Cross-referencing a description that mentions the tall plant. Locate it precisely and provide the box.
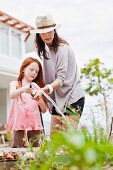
[81,58,113,133]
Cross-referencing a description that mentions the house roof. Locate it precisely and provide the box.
[0,11,34,41]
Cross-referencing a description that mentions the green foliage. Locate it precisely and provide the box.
[18,122,113,170]
[66,105,78,115]
[81,58,113,96]
[5,130,11,142]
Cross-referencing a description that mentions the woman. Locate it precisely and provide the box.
[30,15,85,135]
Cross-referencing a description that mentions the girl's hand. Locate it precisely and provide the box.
[36,97,47,113]
[33,90,42,100]
[10,81,32,99]
[22,84,32,94]
[32,89,46,113]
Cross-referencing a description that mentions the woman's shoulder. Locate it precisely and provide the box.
[59,42,68,47]
[58,43,72,53]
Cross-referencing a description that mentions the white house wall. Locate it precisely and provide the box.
[0,23,26,124]
[0,89,7,124]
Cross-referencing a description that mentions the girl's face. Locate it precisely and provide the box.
[40,31,55,45]
[23,62,39,82]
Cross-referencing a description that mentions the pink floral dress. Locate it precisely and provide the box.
[6,89,43,131]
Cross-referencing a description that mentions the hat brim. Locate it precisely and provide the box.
[30,24,61,34]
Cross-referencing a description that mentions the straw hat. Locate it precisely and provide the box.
[30,15,61,34]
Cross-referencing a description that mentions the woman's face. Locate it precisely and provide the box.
[23,62,39,82]
[40,31,55,45]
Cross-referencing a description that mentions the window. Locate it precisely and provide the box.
[0,26,8,55]
[0,23,24,59]
[11,31,21,58]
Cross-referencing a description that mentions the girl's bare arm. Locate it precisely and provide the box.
[37,97,47,113]
[10,81,32,99]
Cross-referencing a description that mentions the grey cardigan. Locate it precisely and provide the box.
[43,44,85,112]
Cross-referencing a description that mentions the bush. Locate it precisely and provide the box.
[18,120,113,170]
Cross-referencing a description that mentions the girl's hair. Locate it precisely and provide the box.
[17,57,45,88]
[35,30,68,59]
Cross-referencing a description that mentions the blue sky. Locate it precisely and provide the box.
[1,0,113,68]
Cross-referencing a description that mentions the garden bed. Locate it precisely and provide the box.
[0,147,38,170]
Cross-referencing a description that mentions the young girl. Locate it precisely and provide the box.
[6,57,46,147]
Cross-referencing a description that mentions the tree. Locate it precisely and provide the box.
[81,58,113,133]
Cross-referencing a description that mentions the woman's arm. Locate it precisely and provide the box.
[42,79,61,94]
[10,81,32,99]
[42,45,69,94]
[34,45,69,98]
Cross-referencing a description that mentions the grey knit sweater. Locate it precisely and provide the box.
[43,44,85,112]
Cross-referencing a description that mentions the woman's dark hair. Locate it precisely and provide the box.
[35,30,68,59]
